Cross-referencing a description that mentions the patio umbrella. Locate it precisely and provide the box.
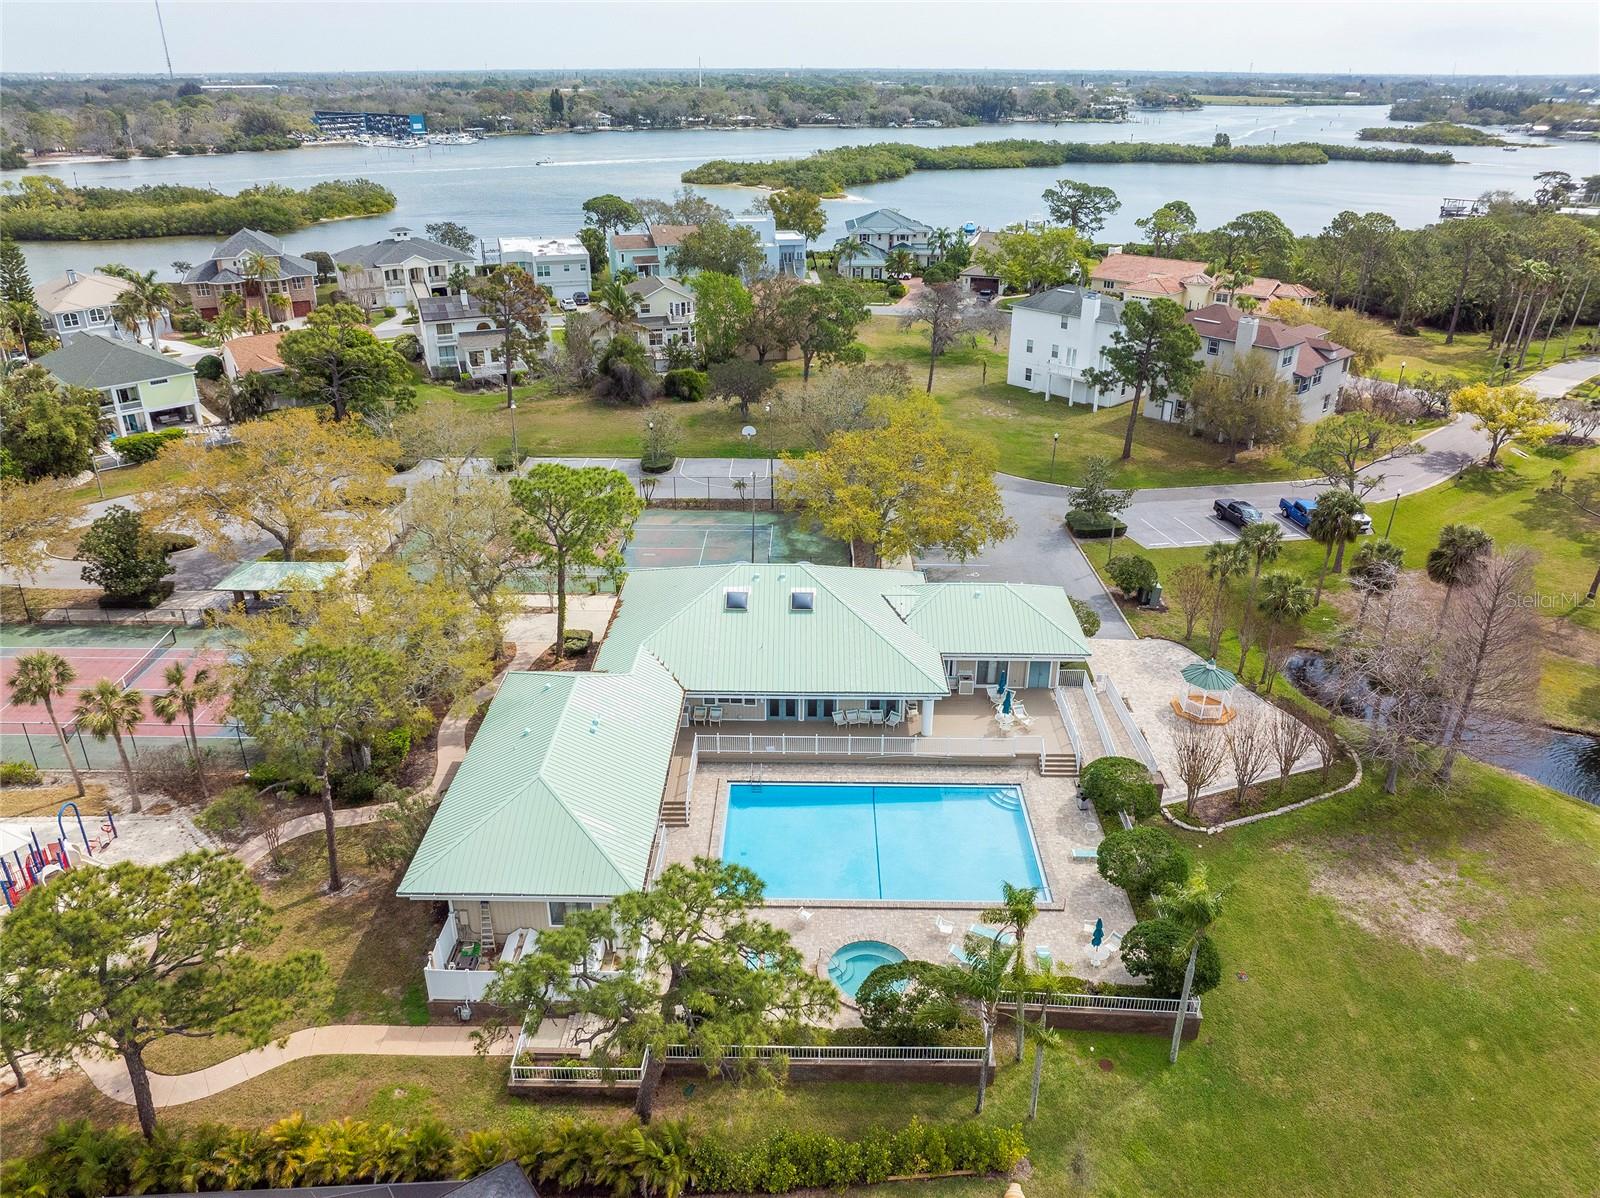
[996,668,1008,691]
[1091,918,1104,948]
[1180,658,1238,692]
[1002,689,1014,715]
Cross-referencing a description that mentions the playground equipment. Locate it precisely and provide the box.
[0,803,118,909]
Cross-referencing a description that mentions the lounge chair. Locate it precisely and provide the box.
[934,915,954,935]
[968,924,1016,946]
[832,710,847,727]
[690,705,707,726]
[994,712,1016,733]
[948,943,971,965]
[1012,701,1030,720]
[1071,847,1098,863]
[848,709,867,726]
[708,706,724,727]
[884,710,903,729]
[986,685,1002,705]
[797,907,813,926]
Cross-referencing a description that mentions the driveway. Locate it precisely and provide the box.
[1521,356,1598,400]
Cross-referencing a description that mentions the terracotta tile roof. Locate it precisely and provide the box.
[1090,253,1213,293]
[611,233,654,251]
[1234,277,1320,303]
[1183,303,1352,371]
[222,332,287,375]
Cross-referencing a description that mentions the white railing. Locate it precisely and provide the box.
[682,733,700,818]
[1052,687,1084,762]
[1002,990,1202,1018]
[1102,677,1159,772]
[694,733,1044,761]
[662,1043,986,1063]
[1077,676,1116,761]
[510,1032,648,1085]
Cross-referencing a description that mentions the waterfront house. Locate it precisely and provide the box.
[36,269,167,344]
[416,291,541,381]
[496,235,592,301]
[178,229,318,322]
[332,227,474,310]
[735,214,808,277]
[608,224,697,279]
[837,208,936,279]
[38,334,200,438]
[958,229,1004,298]
[1090,252,1319,311]
[625,276,696,370]
[397,561,1092,1006]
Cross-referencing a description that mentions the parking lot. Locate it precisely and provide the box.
[1122,500,1313,549]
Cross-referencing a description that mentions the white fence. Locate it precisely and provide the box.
[510,1036,649,1086]
[1051,687,1084,762]
[1076,676,1117,760]
[421,920,497,1004]
[694,732,1044,762]
[1002,990,1202,1018]
[663,1043,987,1063]
[1101,676,1160,773]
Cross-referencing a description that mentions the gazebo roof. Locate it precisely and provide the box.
[1180,658,1238,692]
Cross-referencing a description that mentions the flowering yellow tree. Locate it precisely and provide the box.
[1451,383,1560,467]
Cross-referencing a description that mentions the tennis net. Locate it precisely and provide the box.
[114,628,179,690]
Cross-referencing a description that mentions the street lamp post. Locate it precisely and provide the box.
[741,424,757,561]
[764,403,775,508]
[1396,361,1406,392]
[1049,432,1060,484]
[1385,488,1402,539]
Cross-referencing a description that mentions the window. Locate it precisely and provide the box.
[535,263,551,277]
[1312,366,1324,385]
[1322,395,1332,412]
[858,233,871,243]
[790,588,815,612]
[438,346,457,365]
[436,322,454,337]
[547,901,593,926]
[1296,377,1310,395]
[648,331,664,347]
[1025,338,1034,354]
[1206,338,1220,356]
[724,588,749,611]
[59,311,81,329]
[384,269,403,284]
[1024,367,1033,383]
[1281,349,1294,367]
[113,386,139,406]
[1100,279,1114,290]
[1050,344,1059,359]
[193,284,212,297]
[1064,347,1078,366]
[86,307,108,324]
[669,301,690,320]
[148,378,167,387]
[562,263,572,272]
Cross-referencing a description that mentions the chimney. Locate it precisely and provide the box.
[1081,289,1101,321]
[65,268,78,284]
[1236,315,1259,356]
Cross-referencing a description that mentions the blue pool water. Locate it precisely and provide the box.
[827,941,907,998]
[721,782,1048,903]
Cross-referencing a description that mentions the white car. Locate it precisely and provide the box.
[558,297,578,312]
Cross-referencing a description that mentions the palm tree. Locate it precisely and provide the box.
[209,292,246,343]
[73,680,145,813]
[884,247,916,278]
[150,661,221,798]
[982,880,1039,1060]
[1254,569,1315,687]
[832,237,868,275]
[1426,524,1493,626]
[111,289,147,342]
[6,652,85,796]
[1026,1024,1065,1121]
[266,291,291,325]
[593,277,641,332]
[238,249,281,319]
[101,266,175,346]
[242,306,272,336]
[1234,522,1284,672]
[1349,538,1405,630]
[1153,866,1224,1064]
[940,934,1016,1114]
[1307,490,1367,604]
[1215,267,1254,307]
[0,299,33,364]
[1203,539,1250,658]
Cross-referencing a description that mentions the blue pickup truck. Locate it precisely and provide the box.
[1279,497,1373,533]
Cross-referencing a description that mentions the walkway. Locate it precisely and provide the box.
[1521,356,1597,400]
[78,1025,512,1109]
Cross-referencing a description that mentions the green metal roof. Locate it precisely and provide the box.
[594,563,950,697]
[214,560,345,592]
[1181,658,1238,692]
[897,583,1090,659]
[38,334,196,389]
[397,650,683,901]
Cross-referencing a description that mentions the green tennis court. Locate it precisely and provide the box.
[623,510,851,568]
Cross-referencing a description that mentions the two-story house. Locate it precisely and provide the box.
[625,277,695,370]
[608,225,697,279]
[178,229,318,322]
[836,208,936,279]
[416,292,544,381]
[1090,252,1320,311]
[496,235,592,301]
[734,214,808,277]
[1165,305,1352,425]
[1005,286,1133,407]
[332,228,475,310]
[37,334,201,439]
[36,269,169,344]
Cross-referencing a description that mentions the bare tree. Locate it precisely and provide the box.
[1168,562,1218,643]
[900,281,971,393]
[1269,708,1316,795]
[1171,719,1229,819]
[1222,707,1273,809]
[1435,549,1543,783]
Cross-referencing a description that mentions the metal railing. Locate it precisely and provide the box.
[1002,990,1202,1018]
[2,724,262,772]
[1076,675,1116,761]
[662,1043,986,1063]
[1052,686,1084,762]
[510,1037,649,1085]
[694,733,1044,761]
[1102,676,1160,773]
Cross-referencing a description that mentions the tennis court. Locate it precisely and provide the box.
[623,510,851,569]
[1,625,241,770]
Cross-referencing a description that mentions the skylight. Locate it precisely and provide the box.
[790,588,815,612]
[724,588,749,611]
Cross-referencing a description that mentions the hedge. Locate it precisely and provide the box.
[1064,510,1128,538]
[664,367,707,402]
[1,1115,1028,1198]
[1079,755,1159,821]
[111,428,186,464]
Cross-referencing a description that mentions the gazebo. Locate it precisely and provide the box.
[1171,658,1238,725]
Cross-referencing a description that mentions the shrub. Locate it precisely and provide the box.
[111,428,186,464]
[174,311,203,334]
[1119,917,1221,996]
[562,628,594,658]
[331,771,381,806]
[382,305,398,317]
[663,367,708,402]
[78,504,173,604]
[370,724,414,776]
[1079,755,1159,821]
[884,279,908,300]
[392,332,423,362]
[1096,825,1192,902]
[493,448,532,472]
[856,960,967,1043]
[194,785,264,844]
[194,354,224,381]
[1106,554,1158,602]
[1065,509,1128,538]
[155,532,198,554]
[0,760,42,786]
[1069,596,1101,638]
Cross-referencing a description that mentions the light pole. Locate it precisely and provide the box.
[1384,488,1401,539]
[741,424,757,561]
[1395,361,1406,392]
[1049,432,1060,484]
[508,399,519,468]
[764,403,775,508]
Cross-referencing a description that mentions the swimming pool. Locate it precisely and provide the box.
[721,782,1048,903]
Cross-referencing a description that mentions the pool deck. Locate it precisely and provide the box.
[660,759,1137,1015]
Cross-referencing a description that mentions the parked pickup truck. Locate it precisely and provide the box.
[1213,498,1264,528]
[1279,496,1373,533]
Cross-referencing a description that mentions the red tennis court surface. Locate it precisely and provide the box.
[1,635,231,738]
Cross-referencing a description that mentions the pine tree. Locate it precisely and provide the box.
[0,235,35,305]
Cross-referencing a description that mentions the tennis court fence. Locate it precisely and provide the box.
[2,722,263,772]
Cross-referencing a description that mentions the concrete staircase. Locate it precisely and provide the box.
[1039,751,1078,778]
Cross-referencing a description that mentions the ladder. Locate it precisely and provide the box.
[478,900,494,950]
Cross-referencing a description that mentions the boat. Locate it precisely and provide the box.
[1503,145,1519,152]
[533,157,553,166]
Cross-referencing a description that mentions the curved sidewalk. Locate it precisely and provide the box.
[79,1025,511,1109]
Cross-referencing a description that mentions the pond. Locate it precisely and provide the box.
[1284,651,1600,807]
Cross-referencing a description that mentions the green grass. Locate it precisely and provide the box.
[11,763,1597,1196]
[1366,323,1588,385]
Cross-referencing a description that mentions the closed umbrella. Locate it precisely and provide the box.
[1091,918,1104,948]
[996,668,1008,691]
[1002,689,1014,715]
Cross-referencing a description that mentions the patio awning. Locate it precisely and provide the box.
[1180,658,1238,693]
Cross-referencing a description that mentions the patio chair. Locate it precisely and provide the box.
[690,705,707,725]
[848,709,867,726]
[797,907,813,926]
[948,943,971,965]
[833,710,847,727]
[994,712,1016,733]
[884,710,903,729]
[935,915,955,935]
[868,710,885,726]
[1012,701,1030,720]
[968,924,1016,946]
[708,706,724,727]
[986,685,1002,705]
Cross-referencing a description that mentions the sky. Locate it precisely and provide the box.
[2,0,1597,77]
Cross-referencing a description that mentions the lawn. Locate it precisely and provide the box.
[1365,322,1589,386]
[7,763,1596,1196]
[139,824,436,1074]
[1111,443,1600,732]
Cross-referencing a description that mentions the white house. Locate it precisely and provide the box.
[837,208,935,279]
[496,235,592,301]
[416,291,493,378]
[37,334,201,438]
[734,214,807,277]
[626,276,695,370]
[35,269,167,344]
[1005,286,1133,407]
[333,228,475,310]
